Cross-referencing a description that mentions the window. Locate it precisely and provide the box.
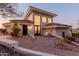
[48,17,52,23]
[38,26,40,33]
[34,15,40,25]
[42,16,46,23]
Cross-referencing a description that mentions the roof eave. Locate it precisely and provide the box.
[23,6,57,19]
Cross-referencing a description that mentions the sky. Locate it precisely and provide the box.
[1,3,79,28]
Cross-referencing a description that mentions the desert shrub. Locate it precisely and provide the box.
[11,23,20,36]
[65,36,75,41]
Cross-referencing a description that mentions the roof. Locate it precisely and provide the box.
[42,23,72,29]
[24,6,57,18]
[10,19,34,24]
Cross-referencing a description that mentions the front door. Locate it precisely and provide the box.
[23,25,28,35]
[62,32,65,37]
[35,25,41,36]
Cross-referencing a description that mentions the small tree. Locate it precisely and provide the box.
[0,3,22,18]
[11,23,20,36]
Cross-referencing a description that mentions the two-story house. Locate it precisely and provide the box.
[3,6,72,37]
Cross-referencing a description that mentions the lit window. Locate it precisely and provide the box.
[42,16,46,23]
[34,15,40,25]
[35,26,40,33]
[38,26,40,33]
[48,18,52,23]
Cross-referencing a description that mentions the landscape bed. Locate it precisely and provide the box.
[0,44,24,56]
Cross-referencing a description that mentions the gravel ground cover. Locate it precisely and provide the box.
[0,44,24,56]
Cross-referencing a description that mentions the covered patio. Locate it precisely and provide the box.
[42,23,72,37]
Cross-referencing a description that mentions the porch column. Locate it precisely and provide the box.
[19,24,23,36]
[40,15,42,34]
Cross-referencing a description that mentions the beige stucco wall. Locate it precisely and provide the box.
[42,28,72,37]
[42,28,57,35]
[28,24,34,35]
[56,29,72,37]
[27,12,33,21]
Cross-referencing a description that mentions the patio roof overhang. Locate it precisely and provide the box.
[42,26,71,29]
[10,19,34,25]
[42,23,72,29]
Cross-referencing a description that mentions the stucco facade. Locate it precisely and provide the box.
[42,27,72,37]
[28,24,34,35]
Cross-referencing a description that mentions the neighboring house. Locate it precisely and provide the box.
[2,6,72,37]
[72,29,79,33]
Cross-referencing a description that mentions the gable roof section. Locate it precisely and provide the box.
[24,6,57,18]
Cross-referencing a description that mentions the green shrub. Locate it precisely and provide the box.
[11,23,20,36]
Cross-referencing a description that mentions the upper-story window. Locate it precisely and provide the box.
[34,15,40,25]
[42,16,46,23]
[48,17,52,23]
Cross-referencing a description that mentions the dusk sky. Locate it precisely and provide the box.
[1,3,79,28]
